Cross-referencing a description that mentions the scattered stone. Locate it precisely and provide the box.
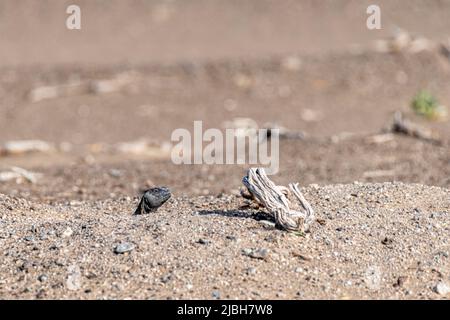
[114,242,135,254]
[109,169,123,178]
[373,28,437,54]
[381,237,394,247]
[29,82,90,102]
[316,218,327,226]
[409,37,435,53]
[197,238,210,245]
[393,276,407,288]
[38,274,48,282]
[245,267,257,275]
[0,171,24,184]
[29,85,60,102]
[365,266,382,290]
[433,281,450,295]
[226,235,241,243]
[0,167,41,184]
[258,220,276,229]
[161,274,172,283]
[66,265,82,291]
[61,227,73,238]
[242,248,270,260]
[89,73,135,94]
[263,123,305,140]
[0,140,53,156]
[29,73,137,102]
[212,290,221,299]
[115,140,169,157]
[36,289,46,299]
[134,187,171,214]
[291,251,312,262]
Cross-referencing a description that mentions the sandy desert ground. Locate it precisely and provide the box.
[0,0,449,299]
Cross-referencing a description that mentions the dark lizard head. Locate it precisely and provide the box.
[134,187,171,214]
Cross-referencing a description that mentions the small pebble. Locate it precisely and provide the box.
[38,274,48,282]
[197,238,210,245]
[433,282,450,295]
[242,248,269,260]
[212,290,221,299]
[226,235,241,243]
[66,265,82,291]
[62,227,73,238]
[109,169,123,178]
[259,220,276,229]
[245,267,257,275]
[114,242,135,254]
[161,274,172,283]
[381,237,394,246]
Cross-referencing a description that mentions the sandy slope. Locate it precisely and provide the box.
[0,182,448,299]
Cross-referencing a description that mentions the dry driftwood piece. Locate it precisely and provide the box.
[0,167,41,184]
[0,140,54,156]
[387,111,441,144]
[242,168,315,232]
[28,72,138,102]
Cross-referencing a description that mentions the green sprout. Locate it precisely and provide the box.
[411,90,447,120]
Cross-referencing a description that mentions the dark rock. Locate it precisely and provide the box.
[381,237,394,247]
[161,274,172,283]
[197,238,210,245]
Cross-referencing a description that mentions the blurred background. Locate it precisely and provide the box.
[1,0,450,66]
[0,0,449,201]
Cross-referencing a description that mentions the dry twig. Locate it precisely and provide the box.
[387,111,441,144]
[242,168,315,232]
